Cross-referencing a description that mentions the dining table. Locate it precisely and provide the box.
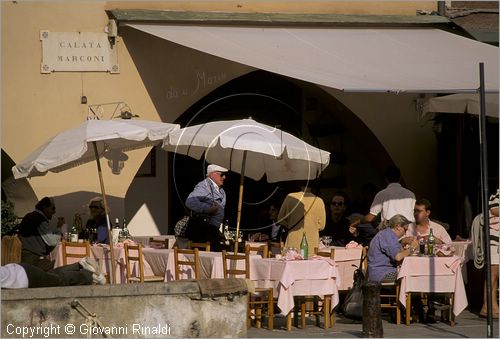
[131,235,176,248]
[448,240,472,283]
[318,246,364,290]
[397,254,468,325]
[249,256,339,330]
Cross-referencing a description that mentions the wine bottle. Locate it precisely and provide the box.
[427,228,435,256]
[300,232,309,259]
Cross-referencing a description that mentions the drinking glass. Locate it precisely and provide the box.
[323,236,332,247]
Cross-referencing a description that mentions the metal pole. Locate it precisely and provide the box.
[234,151,247,254]
[478,63,493,337]
[93,141,117,284]
[437,1,446,16]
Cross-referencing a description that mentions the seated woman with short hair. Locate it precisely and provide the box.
[367,214,419,283]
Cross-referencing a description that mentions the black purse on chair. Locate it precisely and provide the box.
[184,212,210,242]
[341,253,366,320]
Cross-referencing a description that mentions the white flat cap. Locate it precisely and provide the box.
[207,164,229,176]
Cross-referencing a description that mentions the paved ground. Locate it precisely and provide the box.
[247,309,499,338]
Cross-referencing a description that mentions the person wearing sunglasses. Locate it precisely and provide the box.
[17,197,63,271]
[85,197,108,244]
[320,192,367,246]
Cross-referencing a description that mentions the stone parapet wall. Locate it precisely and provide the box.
[1,279,248,338]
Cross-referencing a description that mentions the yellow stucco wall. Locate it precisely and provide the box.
[2,1,438,232]
[106,1,437,15]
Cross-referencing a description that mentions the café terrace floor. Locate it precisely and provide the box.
[247,309,499,338]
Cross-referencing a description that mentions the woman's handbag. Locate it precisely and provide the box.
[341,253,366,320]
[174,215,190,237]
[184,213,210,241]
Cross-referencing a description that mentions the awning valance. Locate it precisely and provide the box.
[126,24,498,93]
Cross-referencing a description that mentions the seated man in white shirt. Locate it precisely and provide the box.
[1,257,105,289]
[404,198,452,245]
[401,198,452,323]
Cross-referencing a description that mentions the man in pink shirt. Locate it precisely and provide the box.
[404,198,452,245]
[402,198,452,323]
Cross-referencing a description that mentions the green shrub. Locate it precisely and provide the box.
[1,200,19,235]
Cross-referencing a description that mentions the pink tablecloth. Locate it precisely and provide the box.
[397,255,468,316]
[250,257,339,315]
[449,241,472,263]
[318,246,363,290]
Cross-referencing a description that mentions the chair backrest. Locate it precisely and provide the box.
[315,247,335,259]
[174,247,201,280]
[188,241,210,252]
[313,247,335,259]
[222,248,250,279]
[268,241,283,257]
[362,246,368,272]
[61,240,91,265]
[149,237,169,249]
[124,243,145,283]
[245,243,269,258]
[1,235,22,265]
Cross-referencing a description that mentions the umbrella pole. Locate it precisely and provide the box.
[479,63,493,337]
[234,151,247,254]
[92,141,117,284]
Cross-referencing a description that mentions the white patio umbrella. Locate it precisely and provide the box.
[422,93,499,119]
[163,118,330,253]
[12,118,180,282]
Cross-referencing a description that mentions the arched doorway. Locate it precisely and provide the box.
[168,70,393,233]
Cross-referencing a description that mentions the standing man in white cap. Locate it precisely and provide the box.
[185,164,229,251]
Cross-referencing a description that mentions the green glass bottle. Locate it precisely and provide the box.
[300,232,309,259]
[427,228,435,256]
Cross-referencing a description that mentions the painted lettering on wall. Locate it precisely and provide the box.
[40,31,119,73]
[166,71,227,100]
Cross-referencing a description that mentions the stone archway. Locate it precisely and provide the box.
[168,70,393,231]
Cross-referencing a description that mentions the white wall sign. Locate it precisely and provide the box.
[40,31,119,73]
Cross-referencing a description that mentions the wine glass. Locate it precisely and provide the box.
[323,236,332,247]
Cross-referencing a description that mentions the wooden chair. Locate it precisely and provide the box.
[222,248,274,330]
[124,243,164,283]
[361,246,369,271]
[149,237,169,249]
[268,241,284,257]
[61,240,90,265]
[380,280,402,325]
[174,247,201,280]
[296,247,335,329]
[405,292,455,326]
[245,243,268,258]
[188,241,211,252]
[1,235,22,265]
[313,247,335,259]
